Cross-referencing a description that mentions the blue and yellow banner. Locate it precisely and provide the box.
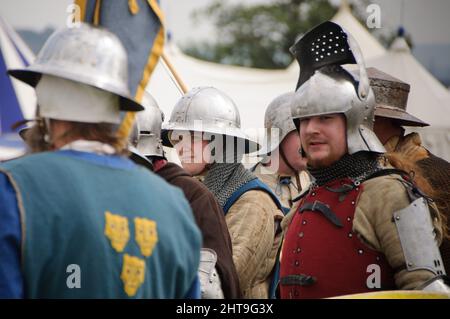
[74,0,165,137]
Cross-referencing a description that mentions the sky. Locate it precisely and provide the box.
[1,0,450,45]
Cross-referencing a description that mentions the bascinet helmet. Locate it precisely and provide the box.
[131,92,164,157]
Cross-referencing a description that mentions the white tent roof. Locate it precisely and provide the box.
[148,2,386,131]
[331,0,386,60]
[0,16,36,121]
[0,16,34,160]
[148,44,297,134]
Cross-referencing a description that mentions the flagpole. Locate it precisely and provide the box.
[161,52,188,94]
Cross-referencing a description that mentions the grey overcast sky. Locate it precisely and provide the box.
[1,0,450,45]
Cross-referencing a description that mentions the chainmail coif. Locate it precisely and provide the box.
[308,151,382,187]
[204,163,257,208]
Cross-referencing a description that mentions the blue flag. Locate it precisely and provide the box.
[75,0,165,137]
[75,0,164,103]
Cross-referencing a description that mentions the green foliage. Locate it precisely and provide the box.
[184,0,337,69]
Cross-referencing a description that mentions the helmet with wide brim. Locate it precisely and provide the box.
[374,105,429,127]
[161,86,260,154]
[161,123,260,154]
[8,23,143,112]
[365,67,428,127]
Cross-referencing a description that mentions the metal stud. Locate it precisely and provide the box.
[299,232,304,238]
[322,42,326,45]
[347,217,351,222]
[327,53,330,56]
[334,50,338,54]
[315,58,319,61]
[358,249,364,255]
[302,220,307,225]
[351,201,355,205]
[297,247,301,253]
[311,48,314,51]
[395,216,400,221]
[330,32,333,35]
[312,192,316,196]
[348,233,353,238]
[295,260,300,266]
[341,48,345,52]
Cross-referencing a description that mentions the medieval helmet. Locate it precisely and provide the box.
[8,23,143,124]
[366,67,429,127]
[257,91,298,156]
[162,86,259,153]
[132,92,165,157]
[289,21,385,154]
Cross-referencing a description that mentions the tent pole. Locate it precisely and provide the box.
[161,52,188,94]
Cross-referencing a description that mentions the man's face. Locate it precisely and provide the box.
[173,131,210,175]
[299,114,347,168]
[277,130,307,174]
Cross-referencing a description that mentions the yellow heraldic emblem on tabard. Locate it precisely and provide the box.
[104,211,130,253]
[134,217,158,257]
[121,254,146,297]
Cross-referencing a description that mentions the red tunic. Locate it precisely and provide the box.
[280,178,395,299]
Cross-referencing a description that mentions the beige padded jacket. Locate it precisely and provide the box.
[226,189,284,298]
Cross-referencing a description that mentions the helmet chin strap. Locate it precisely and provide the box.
[279,145,301,191]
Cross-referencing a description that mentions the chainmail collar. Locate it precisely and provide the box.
[308,152,382,187]
[203,163,257,208]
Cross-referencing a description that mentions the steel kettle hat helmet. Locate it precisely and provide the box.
[8,23,143,113]
[290,21,385,154]
[162,86,259,153]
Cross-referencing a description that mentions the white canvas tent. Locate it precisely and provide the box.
[0,16,35,161]
[147,1,387,134]
[366,36,450,160]
[331,0,386,60]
